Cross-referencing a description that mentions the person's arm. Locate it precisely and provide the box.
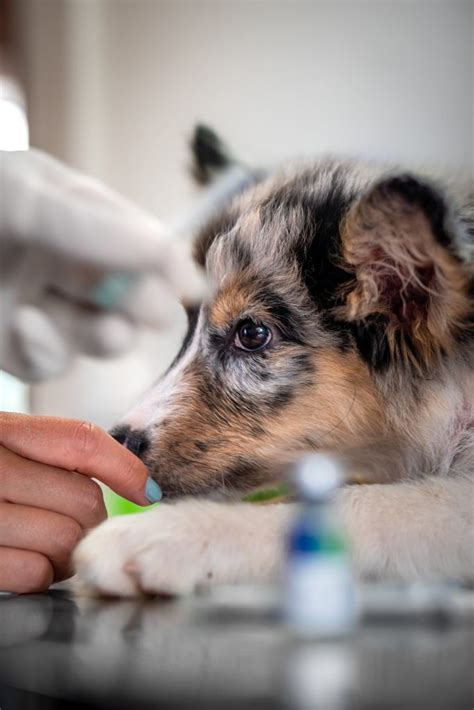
[0,413,161,594]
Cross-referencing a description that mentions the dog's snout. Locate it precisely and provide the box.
[110,426,150,459]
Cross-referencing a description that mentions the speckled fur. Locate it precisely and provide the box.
[74,155,473,594]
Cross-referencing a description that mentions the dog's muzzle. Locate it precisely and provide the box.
[110,426,150,460]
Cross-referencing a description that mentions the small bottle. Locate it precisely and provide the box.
[284,453,356,637]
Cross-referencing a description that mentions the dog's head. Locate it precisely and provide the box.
[113,149,472,498]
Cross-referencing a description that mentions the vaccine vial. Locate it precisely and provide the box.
[284,453,357,637]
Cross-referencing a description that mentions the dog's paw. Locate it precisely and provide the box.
[73,501,242,597]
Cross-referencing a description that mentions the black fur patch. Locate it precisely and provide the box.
[265,385,295,409]
[255,286,306,342]
[258,173,356,338]
[222,456,270,492]
[349,317,392,372]
[165,306,200,373]
[289,183,354,311]
[259,172,359,352]
[380,174,456,253]
[288,351,315,373]
[190,125,231,185]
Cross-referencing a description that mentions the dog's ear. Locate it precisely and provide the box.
[339,174,471,371]
[190,125,234,185]
[189,125,266,267]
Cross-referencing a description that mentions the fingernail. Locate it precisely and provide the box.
[91,273,137,309]
[145,477,162,503]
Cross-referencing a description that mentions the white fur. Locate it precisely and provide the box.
[74,501,293,596]
[122,310,204,432]
[74,470,473,597]
[336,475,474,581]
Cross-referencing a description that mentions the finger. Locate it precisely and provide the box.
[0,414,153,505]
[116,274,180,326]
[0,502,83,582]
[0,446,107,529]
[31,294,136,357]
[0,547,54,594]
[12,305,73,382]
[154,240,207,307]
[42,252,197,325]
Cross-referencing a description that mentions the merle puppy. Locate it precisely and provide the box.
[75,128,473,596]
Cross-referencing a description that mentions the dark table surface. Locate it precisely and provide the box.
[0,586,473,710]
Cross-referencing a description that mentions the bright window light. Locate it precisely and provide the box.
[0,370,30,413]
[0,98,29,150]
[1,76,30,411]
[0,75,29,151]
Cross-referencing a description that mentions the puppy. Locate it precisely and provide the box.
[74,128,473,596]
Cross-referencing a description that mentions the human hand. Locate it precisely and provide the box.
[0,149,205,381]
[0,413,161,593]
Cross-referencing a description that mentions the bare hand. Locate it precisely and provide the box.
[0,413,152,593]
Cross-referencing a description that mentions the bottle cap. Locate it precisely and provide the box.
[294,453,344,500]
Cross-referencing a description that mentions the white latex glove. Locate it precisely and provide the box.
[0,149,205,382]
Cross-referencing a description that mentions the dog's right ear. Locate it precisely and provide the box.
[189,124,265,267]
[190,125,234,185]
[338,174,472,371]
[186,125,241,266]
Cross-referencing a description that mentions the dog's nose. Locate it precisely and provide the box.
[110,426,150,459]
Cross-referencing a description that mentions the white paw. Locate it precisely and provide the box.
[74,501,238,597]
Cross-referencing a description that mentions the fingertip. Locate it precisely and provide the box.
[164,242,207,304]
[121,275,178,328]
[0,549,54,595]
[114,448,151,506]
[25,555,55,594]
[13,306,71,381]
[77,313,135,357]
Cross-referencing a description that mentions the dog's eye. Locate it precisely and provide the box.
[234,320,272,351]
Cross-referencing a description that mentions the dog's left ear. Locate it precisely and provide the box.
[339,174,471,370]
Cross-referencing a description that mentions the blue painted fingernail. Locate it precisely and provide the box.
[145,477,162,503]
[91,273,137,309]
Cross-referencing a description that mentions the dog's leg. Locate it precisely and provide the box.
[337,474,474,581]
[73,500,294,597]
[74,475,473,597]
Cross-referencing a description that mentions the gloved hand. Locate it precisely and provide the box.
[0,149,204,382]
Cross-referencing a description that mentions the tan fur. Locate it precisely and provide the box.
[257,349,387,460]
[209,281,252,329]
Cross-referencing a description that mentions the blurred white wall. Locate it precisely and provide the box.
[12,0,473,427]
